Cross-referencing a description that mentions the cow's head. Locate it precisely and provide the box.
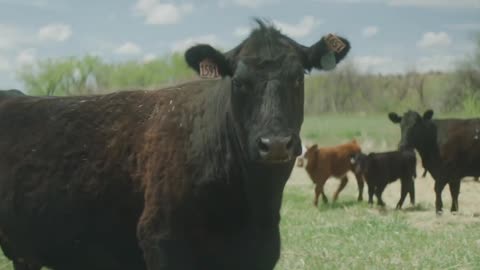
[185,20,350,164]
[388,109,434,150]
[350,152,369,175]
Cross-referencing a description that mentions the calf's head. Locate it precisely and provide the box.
[350,152,369,175]
[388,110,434,150]
[185,20,350,164]
[297,144,317,167]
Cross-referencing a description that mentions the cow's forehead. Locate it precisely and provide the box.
[400,111,421,130]
[403,111,420,121]
[236,55,303,77]
[237,27,300,57]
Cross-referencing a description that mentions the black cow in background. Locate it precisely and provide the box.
[389,110,480,215]
[351,150,416,209]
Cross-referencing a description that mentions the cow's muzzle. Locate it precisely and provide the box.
[257,135,296,163]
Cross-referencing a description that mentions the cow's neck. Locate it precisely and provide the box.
[190,79,289,228]
[414,124,440,173]
[223,114,292,228]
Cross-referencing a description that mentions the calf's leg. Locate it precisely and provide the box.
[367,182,375,206]
[374,183,387,207]
[396,178,409,209]
[448,179,461,213]
[354,173,364,201]
[314,181,328,206]
[333,176,348,202]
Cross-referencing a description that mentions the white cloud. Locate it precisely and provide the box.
[388,0,480,8]
[143,53,157,63]
[134,0,193,25]
[415,55,457,72]
[417,32,452,49]
[362,26,379,38]
[171,34,223,52]
[274,16,322,38]
[114,42,142,55]
[232,0,271,8]
[38,23,72,42]
[233,26,250,38]
[16,49,37,67]
[218,0,276,8]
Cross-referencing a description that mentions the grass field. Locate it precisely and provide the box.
[0,114,479,270]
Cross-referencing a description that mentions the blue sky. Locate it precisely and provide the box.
[0,0,479,89]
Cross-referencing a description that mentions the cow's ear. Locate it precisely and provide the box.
[423,110,434,120]
[184,44,233,78]
[310,144,318,150]
[304,34,350,71]
[388,112,402,124]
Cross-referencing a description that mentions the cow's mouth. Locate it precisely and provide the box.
[257,155,294,165]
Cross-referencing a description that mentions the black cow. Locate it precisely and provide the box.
[351,150,416,209]
[0,20,350,270]
[389,110,480,214]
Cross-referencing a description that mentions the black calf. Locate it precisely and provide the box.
[351,150,416,209]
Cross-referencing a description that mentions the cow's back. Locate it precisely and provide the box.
[366,151,416,182]
[0,91,156,269]
[0,79,221,269]
[315,143,360,177]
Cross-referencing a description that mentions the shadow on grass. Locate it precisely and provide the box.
[317,199,365,211]
[402,202,431,212]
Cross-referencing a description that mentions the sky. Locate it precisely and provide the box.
[0,0,479,89]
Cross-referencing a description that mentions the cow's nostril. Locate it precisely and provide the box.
[258,138,270,153]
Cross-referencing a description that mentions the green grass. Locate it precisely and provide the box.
[301,114,400,149]
[277,186,480,270]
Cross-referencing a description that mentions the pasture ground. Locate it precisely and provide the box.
[0,114,479,270]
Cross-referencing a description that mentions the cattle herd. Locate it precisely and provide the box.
[0,20,478,270]
[298,109,480,214]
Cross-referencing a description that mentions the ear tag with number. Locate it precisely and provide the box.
[199,59,220,79]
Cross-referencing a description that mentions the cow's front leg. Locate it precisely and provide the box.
[448,179,461,213]
[434,179,447,215]
[137,199,195,270]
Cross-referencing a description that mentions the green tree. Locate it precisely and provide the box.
[17,53,195,96]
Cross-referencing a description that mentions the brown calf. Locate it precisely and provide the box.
[297,140,364,206]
